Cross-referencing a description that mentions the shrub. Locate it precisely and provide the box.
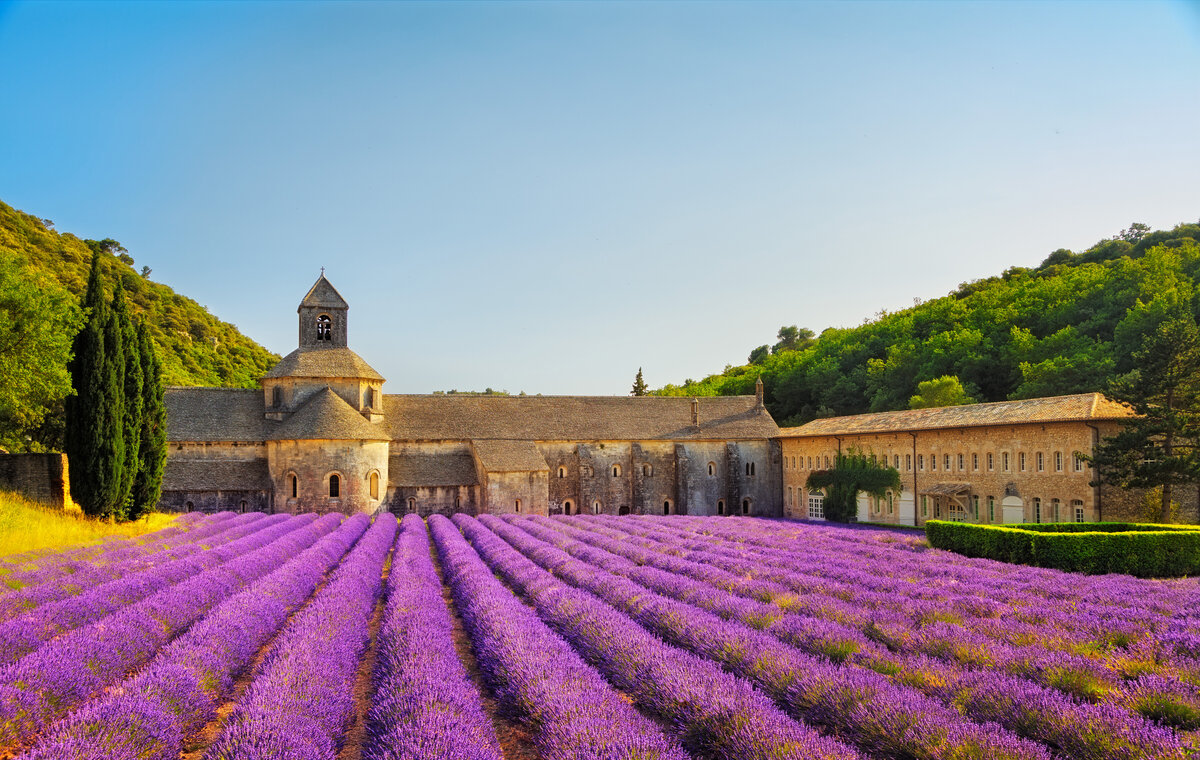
[924,521,1200,578]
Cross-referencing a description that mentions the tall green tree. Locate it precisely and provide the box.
[130,322,166,519]
[806,449,901,523]
[65,253,121,516]
[1089,314,1200,523]
[0,252,83,451]
[631,367,648,396]
[111,277,142,517]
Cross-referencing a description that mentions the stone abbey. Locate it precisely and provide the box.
[160,275,783,517]
[157,274,1183,525]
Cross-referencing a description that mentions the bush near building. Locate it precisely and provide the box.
[925,519,1200,578]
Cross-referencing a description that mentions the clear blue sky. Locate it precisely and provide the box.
[2,1,1198,394]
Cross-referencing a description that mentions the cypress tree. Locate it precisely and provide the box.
[130,322,166,519]
[94,276,127,518]
[65,252,109,516]
[111,277,142,518]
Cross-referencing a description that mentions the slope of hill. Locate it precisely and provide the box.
[656,221,1200,426]
[0,200,279,450]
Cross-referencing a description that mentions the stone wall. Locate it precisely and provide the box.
[159,489,270,514]
[0,453,70,508]
[388,485,479,517]
[782,421,1110,525]
[268,439,389,514]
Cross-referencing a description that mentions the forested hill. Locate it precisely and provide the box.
[656,220,1200,426]
[1,200,279,387]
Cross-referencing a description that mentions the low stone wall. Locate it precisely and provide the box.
[0,453,71,509]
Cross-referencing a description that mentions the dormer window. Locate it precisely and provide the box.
[272,386,283,407]
[316,314,332,341]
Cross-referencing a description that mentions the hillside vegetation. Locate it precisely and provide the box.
[657,221,1200,426]
[0,200,278,450]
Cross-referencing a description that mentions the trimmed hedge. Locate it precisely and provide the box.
[925,520,1200,578]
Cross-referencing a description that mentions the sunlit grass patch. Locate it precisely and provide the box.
[0,490,177,558]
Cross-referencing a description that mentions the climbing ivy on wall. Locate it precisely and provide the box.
[806,448,902,523]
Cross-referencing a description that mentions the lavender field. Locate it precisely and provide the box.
[1,511,1198,760]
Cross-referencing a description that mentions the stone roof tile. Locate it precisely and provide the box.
[165,388,265,442]
[162,459,272,491]
[471,440,548,472]
[298,275,348,310]
[267,387,391,441]
[263,347,384,380]
[388,453,478,487]
[778,393,1134,438]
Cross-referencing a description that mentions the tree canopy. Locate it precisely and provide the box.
[909,375,977,409]
[655,221,1200,427]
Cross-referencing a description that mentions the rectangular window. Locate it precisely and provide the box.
[987,496,995,523]
[958,453,964,471]
[972,495,979,519]
[1003,452,1010,472]
[906,454,911,471]
[894,454,900,469]
[944,454,951,471]
[918,454,925,471]
[808,495,825,520]
[987,453,994,471]
[921,495,928,517]
[1034,498,1042,523]
[931,454,936,471]
[1073,500,1085,523]
[972,453,978,471]
[1074,454,1084,472]
[1019,452,1026,472]
[1052,499,1060,522]
[1037,452,1044,472]
[1055,452,1063,472]
[888,492,894,514]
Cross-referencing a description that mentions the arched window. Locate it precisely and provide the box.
[563,500,573,515]
[1033,497,1042,523]
[272,386,282,407]
[290,474,298,499]
[742,498,750,515]
[455,496,461,509]
[1051,498,1060,522]
[612,464,621,478]
[707,462,716,476]
[642,464,652,477]
[316,314,332,341]
[592,500,601,514]
[558,466,567,478]
[407,497,416,513]
[717,500,725,515]
[329,474,340,498]
[239,500,247,512]
[515,499,521,513]
[663,500,671,515]
[369,471,379,500]
[185,500,194,512]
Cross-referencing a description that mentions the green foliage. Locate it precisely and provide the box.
[925,520,1200,577]
[806,448,901,523]
[631,367,648,397]
[909,375,976,409]
[0,250,83,451]
[111,277,143,516]
[653,221,1200,427]
[0,200,279,450]
[772,325,814,355]
[747,345,770,366]
[131,323,166,520]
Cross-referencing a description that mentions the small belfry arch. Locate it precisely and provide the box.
[316,313,332,342]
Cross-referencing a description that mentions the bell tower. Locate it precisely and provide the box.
[298,270,348,349]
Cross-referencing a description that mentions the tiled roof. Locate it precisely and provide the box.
[384,395,779,441]
[298,275,348,309]
[165,388,265,442]
[264,347,384,380]
[388,453,478,487]
[162,459,272,491]
[267,387,391,441]
[166,389,779,443]
[471,440,548,472]
[778,393,1134,438]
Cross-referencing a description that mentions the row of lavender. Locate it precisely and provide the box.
[503,514,1200,759]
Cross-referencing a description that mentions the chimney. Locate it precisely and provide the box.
[691,398,700,427]
[755,376,765,409]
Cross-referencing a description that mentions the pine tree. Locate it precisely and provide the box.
[130,322,166,519]
[631,367,648,397]
[1090,314,1200,523]
[111,277,142,518]
[65,253,118,517]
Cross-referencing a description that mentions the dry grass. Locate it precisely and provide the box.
[0,489,177,559]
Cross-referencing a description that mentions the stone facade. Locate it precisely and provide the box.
[777,395,1177,526]
[0,453,70,508]
[161,274,784,517]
